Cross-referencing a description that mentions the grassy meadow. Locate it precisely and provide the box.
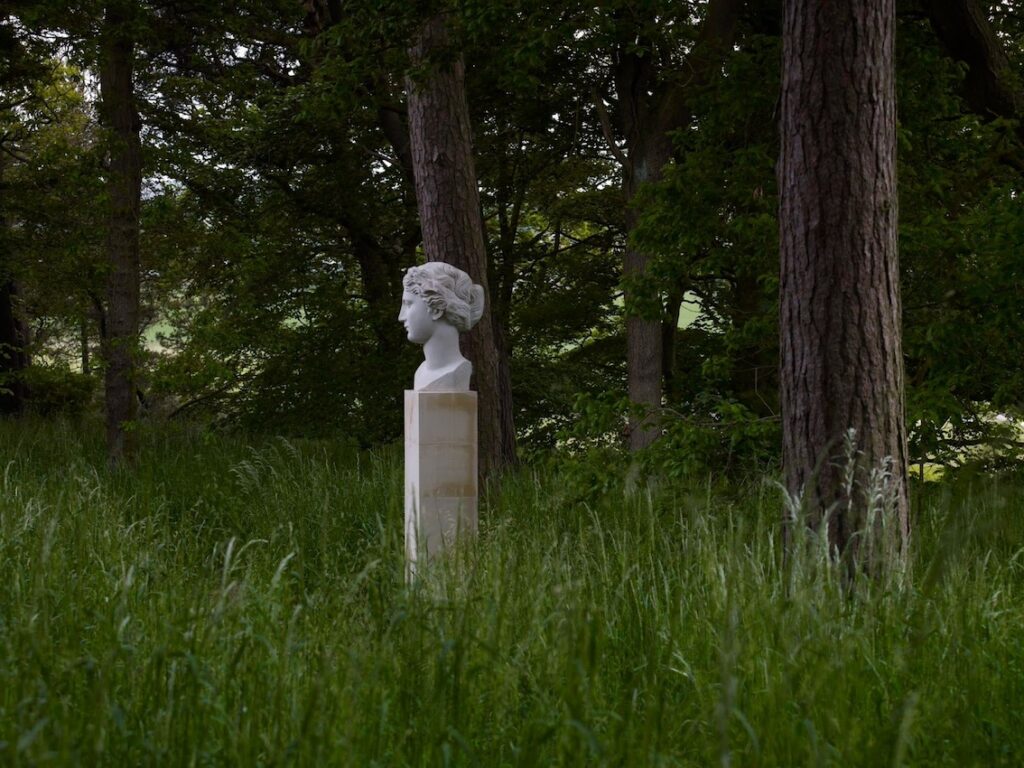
[1,419,1022,766]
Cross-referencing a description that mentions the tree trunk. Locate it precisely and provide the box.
[622,140,672,450]
[80,316,91,375]
[778,0,909,564]
[300,0,415,439]
[661,285,686,402]
[405,12,516,475]
[0,149,30,416]
[612,0,741,451]
[0,278,30,416]
[99,2,142,465]
[730,272,777,417]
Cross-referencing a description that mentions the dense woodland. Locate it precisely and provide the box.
[3,1,1024,763]
[3,1,1024,518]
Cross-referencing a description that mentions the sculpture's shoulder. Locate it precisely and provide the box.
[416,359,472,392]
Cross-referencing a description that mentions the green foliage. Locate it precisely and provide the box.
[631,15,1024,468]
[549,392,630,498]
[137,5,422,441]
[647,398,779,478]
[629,32,781,423]
[16,365,96,417]
[555,392,778,501]
[2,422,1023,764]
[897,17,1024,464]
[4,1,1024,475]
[1,62,105,326]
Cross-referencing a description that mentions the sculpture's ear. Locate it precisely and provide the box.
[427,303,445,321]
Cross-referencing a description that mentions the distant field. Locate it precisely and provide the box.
[1,420,1022,766]
[143,321,175,353]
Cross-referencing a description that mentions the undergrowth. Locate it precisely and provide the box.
[0,419,1022,766]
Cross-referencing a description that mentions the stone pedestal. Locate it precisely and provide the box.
[404,390,478,580]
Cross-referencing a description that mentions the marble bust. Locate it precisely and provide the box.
[399,262,484,391]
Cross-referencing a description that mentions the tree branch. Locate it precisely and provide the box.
[927,0,1024,149]
[592,88,629,169]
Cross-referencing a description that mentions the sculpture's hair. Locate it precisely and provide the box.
[402,262,485,332]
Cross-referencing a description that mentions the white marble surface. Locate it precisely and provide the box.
[399,262,484,392]
[405,390,478,579]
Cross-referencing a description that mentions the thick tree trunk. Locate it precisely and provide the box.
[778,0,909,564]
[0,278,30,416]
[99,2,142,465]
[405,13,516,475]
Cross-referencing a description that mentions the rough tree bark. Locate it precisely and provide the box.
[405,12,516,475]
[607,0,741,450]
[778,0,910,563]
[98,2,142,465]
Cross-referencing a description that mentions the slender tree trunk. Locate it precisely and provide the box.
[80,316,91,375]
[344,224,403,349]
[0,148,30,415]
[301,0,414,440]
[623,140,672,450]
[405,12,516,475]
[611,0,741,451]
[0,278,30,416]
[99,2,142,465]
[662,286,686,401]
[730,272,776,417]
[778,0,909,564]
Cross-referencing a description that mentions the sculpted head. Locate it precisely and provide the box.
[399,262,485,344]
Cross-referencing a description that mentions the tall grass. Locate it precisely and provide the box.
[1,419,1022,766]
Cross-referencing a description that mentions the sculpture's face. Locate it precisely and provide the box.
[399,290,437,344]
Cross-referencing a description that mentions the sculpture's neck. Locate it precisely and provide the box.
[422,323,464,370]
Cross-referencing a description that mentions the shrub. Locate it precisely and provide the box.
[20,365,97,417]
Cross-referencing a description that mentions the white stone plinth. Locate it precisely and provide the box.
[404,390,478,579]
